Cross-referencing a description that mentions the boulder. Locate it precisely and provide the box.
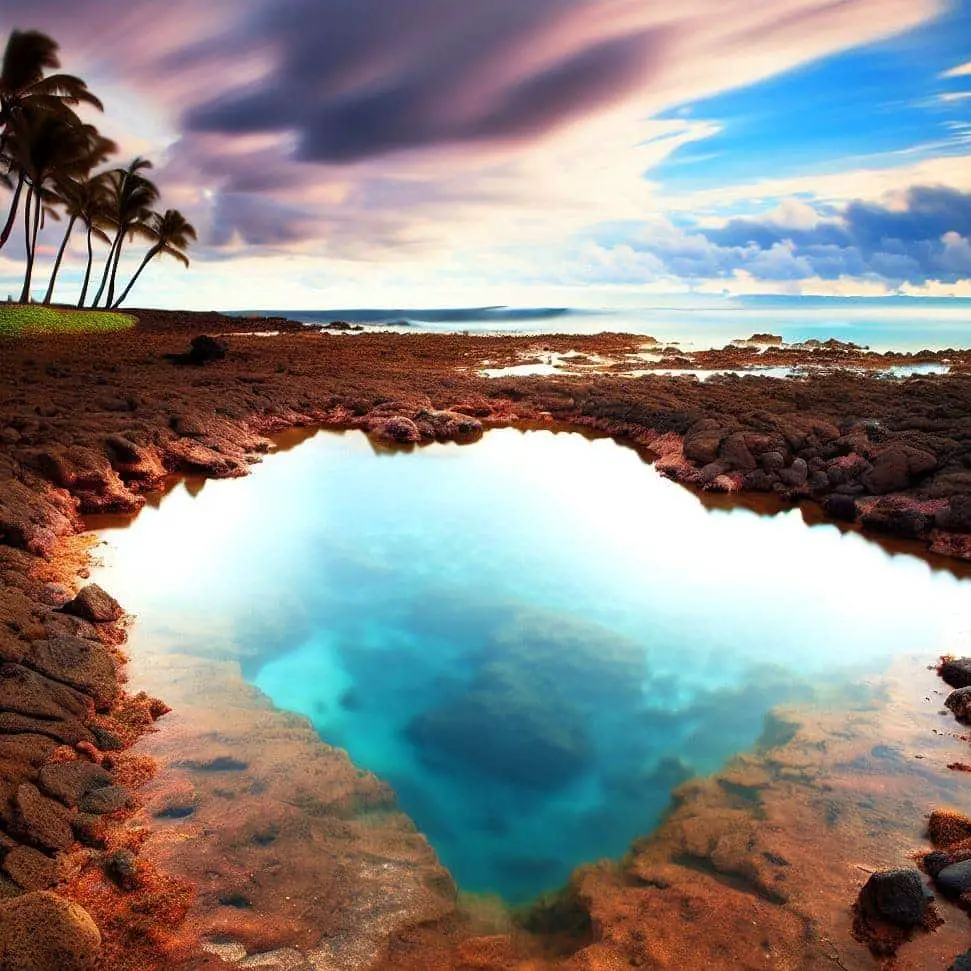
[718,433,757,472]
[863,445,937,495]
[367,416,421,445]
[0,891,100,970]
[38,763,112,809]
[937,496,971,533]
[778,458,808,489]
[103,849,138,891]
[26,636,118,709]
[0,664,89,722]
[945,687,971,724]
[2,846,58,891]
[823,494,857,522]
[683,420,725,465]
[940,658,971,689]
[858,869,932,926]
[935,860,971,898]
[759,450,787,472]
[10,784,73,852]
[414,410,483,441]
[79,786,132,815]
[61,584,121,624]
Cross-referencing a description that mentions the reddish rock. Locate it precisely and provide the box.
[368,416,421,445]
[718,433,757,472]
[945,687,971,724]
[0,891,100,970]
[38,762,112,809]
[11,784,74,853]
[684,419,725,465]
[863,444,937,495]
[61,584,121,624]
[2,845,58,891]
[26,636,118,709]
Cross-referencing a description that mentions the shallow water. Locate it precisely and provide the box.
[90,430,971,902]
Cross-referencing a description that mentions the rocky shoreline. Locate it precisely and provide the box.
[1,308,971,968]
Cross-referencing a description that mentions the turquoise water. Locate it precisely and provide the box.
[245,297,971,351]
[91,430,971,901]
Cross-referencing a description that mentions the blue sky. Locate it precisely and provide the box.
[1,0,970,307]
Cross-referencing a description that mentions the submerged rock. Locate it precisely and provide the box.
[858,868,932,926]
[0,892,100,970]
[935,860,971,898]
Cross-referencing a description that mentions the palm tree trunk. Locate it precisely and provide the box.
[105,230,127,308]
[78,225,95,308]
[91,229,120,308]
[0,174,25,251]
[18,187,37,303]
[113,246,159,309]
[42,215,77,305]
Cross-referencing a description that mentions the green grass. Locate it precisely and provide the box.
[0,304,136,337]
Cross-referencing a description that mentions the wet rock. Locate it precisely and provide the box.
[2,845,57,891]
[11,784,73,852]
[0,891,100,970]
[38,762,112,808]
[945,687,971,723]
[863,444,937,495]
[61,584,121,624]
[929,809,971,847]
[858,869,932,926]
[940,658,971,689]
[822,493,857,522]
[415,409,483,441]
[103,848,139,891]
[935,860,971,898]
[924,852,953,878]
[79,785,132,815]
[368,416,421,445]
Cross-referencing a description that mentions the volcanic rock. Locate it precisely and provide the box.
[935,860,971,898]
[10,784,73,852]
[61,584,121,624]
[858,869,932,926]
[38,762,112,808]
[80,785,132,815]
[0,891,100,970]
[940,658,971,689]
[103,848,139,891]
[2,845,58,891]
[863,444,937,495]
[945,687,971,723]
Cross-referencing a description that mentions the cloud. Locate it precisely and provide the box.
[941,60,971,78]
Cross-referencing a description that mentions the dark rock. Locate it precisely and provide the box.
[940,658,971,689]
[937,495,971,533]
[858,869,932,926]
[779,458,808,488]
[946,687,971,723]
[742,470,777,492]
[718,433,757,472]
[863,444,937,495]
[103,849,139,891]
[823,493,858,522]
[859,501,930,540]
[684,420,725,465]
[808,471,830,492]
[2,845,57,891]
[79,785,132,815]
[61,584,121,623]
[949,950,971,971]
[759,450,786,472]
[89,725,124,751]
[11,784,74,852]
[38,762,112,808]
[935,860,971,898]
[188,335,228,365]
[0,891,100,970]
[924,852,953,878]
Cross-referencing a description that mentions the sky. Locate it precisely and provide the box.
[1,0,970,310]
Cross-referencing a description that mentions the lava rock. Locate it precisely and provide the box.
[11,784,73,852]
[823,493,858,522]
[863,444,937,495]
[0,891,100,970]
[89,725,124,751]
[71,814,107,849]
[779,458,809,488]
[858,869,932,927]
[79,785,132,815]
[759,450,787,472]
[946,687,971,724]
[188,335,228,364]
[38,762,112,808]
[935,860,971,898]
[61,584,121,624]
[684,420,725,465]
[2,845,57,891]
[940,658,971,689]
[924,852,953,878]
[930,810,971,848]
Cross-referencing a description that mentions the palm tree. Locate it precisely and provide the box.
[0,30,102,251]
[113,209,196,308]
[4,107,109,301]
[90,157,158,308]
[43,162,115,305]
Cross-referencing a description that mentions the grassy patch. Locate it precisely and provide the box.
[0,304,135,337]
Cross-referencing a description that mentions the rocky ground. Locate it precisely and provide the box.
[0,308,970,968]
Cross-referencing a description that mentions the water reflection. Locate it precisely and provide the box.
[89,429,971,901]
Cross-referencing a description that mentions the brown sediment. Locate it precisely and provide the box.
[1,308,971,967]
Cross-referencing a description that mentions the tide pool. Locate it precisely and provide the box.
[90,429,971,901]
